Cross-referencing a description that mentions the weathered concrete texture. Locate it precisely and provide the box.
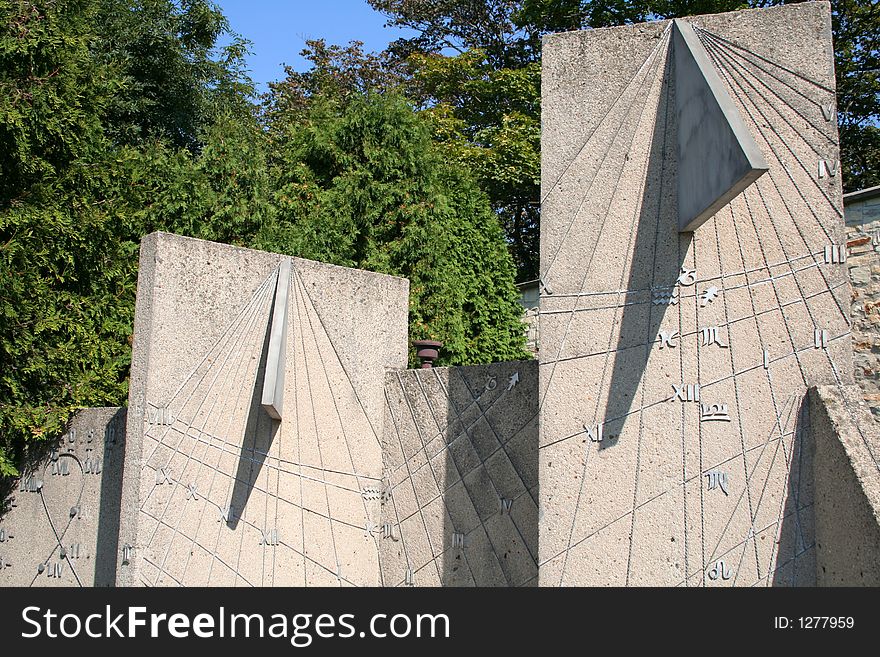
[539,2,845,586]
[844,190,880,418]
[380,360,538,586]
[119,232,409,586]
[0,408,126,586]
[810,385,880,585]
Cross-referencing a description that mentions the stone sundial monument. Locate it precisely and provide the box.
[1,1,878,588]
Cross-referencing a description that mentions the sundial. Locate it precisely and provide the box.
[116,239,410,586]
[3,2,875,589]
[537,2,856,586]
[0,408,126,587]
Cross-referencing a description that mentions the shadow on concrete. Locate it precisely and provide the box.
[771,394,816,586]
[601,54,691,448]
[442,361,539,586]
[227,313,278,530]
[94,407,127,586]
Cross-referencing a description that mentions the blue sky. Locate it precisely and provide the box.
[215,1,418,94]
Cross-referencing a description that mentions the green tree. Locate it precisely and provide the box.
[93,0,249,151]
[257,89,528,366]
[0,0,257,476]
[829,0,880,191]
[369,0,541,67]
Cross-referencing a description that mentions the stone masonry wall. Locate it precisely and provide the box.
[845,192,880,418]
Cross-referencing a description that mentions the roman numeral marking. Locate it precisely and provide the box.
[672,383,700,402]
[824,244,846,264]
[818,159,839,179]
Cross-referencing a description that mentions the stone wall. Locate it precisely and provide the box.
[844,188,880,418]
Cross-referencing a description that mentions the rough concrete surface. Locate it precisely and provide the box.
[380,361,538,586]
[0,408,126,586]
[672,19,768,231]
[539,2,846,586]
[810,385,880,585]
[118,232,409,586]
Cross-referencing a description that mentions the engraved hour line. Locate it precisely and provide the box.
[418,368,536,555]
[294,270,391,579]
[140,501,363,587]
[140,272,275,471]
[392,371,538,574]
[151,289,273,588]
[401,371,516,582]
[382,386,448,586]
[738,185,812,391]
[544,247,823,299]
[705,420,800,587]
[626,50,674,586]
[139,454,370,555]
[695,27,837,135]
[696,28,837,153]
[387,364,538,484]
[293,274,347,586]
[540,254,834,314]
[295,273,372,585]
[698,37,845,324]
[141,275,273,573]
[288,274,308,586]
[557,41,671,586]
[143,269,277,449]
[690,226,706,587]
[293,269,384,447]
[709,213,761,580]
[540,330,851,453]
[540,22,672,207]
[696,37,851,329]
[700,32,844,233]
[386,371,454,585]
[734,395,803,583]
[675,501,813,588]
[750,544,817,588]
[148,423,371,495]
[441,368,539,512]
[379,415,412,590]
[710,34,877,470]
[703,392,800,575]
[725,201,803,576]
[539,30,671,420]
[537,424,802,569]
